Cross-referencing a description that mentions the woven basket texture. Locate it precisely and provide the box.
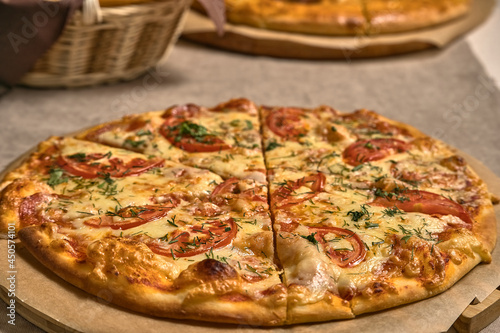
[22,0,190,88]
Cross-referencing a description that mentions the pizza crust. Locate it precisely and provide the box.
[468,203,497,256]
[365,0,471,34]
[217,0,471,36]
[19,224,288,326]
[351,250,483,315]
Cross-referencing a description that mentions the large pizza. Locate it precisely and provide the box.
[220,0,471,35]
[0,98,496,326]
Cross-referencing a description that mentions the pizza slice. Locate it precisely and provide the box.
[261,103,496,324]
[0,135,287,325]
[270,173,493,323]
[0,136,167,233]
[78,98,267,183]
[222,0,368,36]
[363,0,471,34]
[203,0,470,36]
[18,201,286,325]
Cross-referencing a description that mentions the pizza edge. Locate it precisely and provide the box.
[208,0,471,36]
[18,224,288,326]
[223,0,368,36]
[0,99,497,327]
[365,0,471,34]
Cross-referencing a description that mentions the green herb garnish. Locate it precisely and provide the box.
[47,168,68,188]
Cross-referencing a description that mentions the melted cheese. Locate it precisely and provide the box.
[263,106,490,303]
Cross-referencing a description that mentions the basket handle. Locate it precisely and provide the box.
[82,0,103,25]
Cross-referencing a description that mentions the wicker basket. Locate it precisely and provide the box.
[21,0,191,88]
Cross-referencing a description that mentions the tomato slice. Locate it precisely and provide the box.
[84,203,178,230]
[372,190,473,226]
[340,110,411,136]
[161,104,231,153]
[272,173,326,208]
[343,138,409,166]
[148,218,237,257]
[308,226,366,268]
[160,118,231,153]
[266,107,308,140]
[210,177,267,203]
[57,154,164,179]
[161,103,201,120]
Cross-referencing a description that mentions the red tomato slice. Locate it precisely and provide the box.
[340,110,411,136]
[372,190,473,226]
[85,118,148,142]
[148,218,237,257]
[162,103,201,120]
[343,138,409,166]
[84,203,178,230]
[211,177,239,196]
[210,98,255,113]
[19,193,60,227]
[159,119,231,153]
[272,173,326,208]
[266,107,308,140]
[309,226,366,268]
[210,177,267,203]
[57,154,164,179]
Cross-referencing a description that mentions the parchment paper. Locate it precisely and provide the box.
[1,31,500,333]
[182,0,495,58]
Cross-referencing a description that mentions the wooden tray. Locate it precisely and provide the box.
[454,287,500,333]
[1,148,499,333]
[181,0,495,59]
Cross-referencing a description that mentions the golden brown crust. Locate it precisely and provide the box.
[286,288,353,324]
[365,0,471,34]
[351,250,482,315]
[18,224,93,288]
[221,0,471,36]
[471,203,497,255]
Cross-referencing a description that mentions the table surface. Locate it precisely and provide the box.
[1,3,500,333]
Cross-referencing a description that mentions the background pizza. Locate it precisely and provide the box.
[0,98,496,326]
[211,0,472,35]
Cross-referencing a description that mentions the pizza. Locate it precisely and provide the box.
[216,0,472,35]
[0,98,496,326]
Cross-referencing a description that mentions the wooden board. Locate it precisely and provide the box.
[1,146,499,333]
[454,287,500,333]
[181,0,494,59]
